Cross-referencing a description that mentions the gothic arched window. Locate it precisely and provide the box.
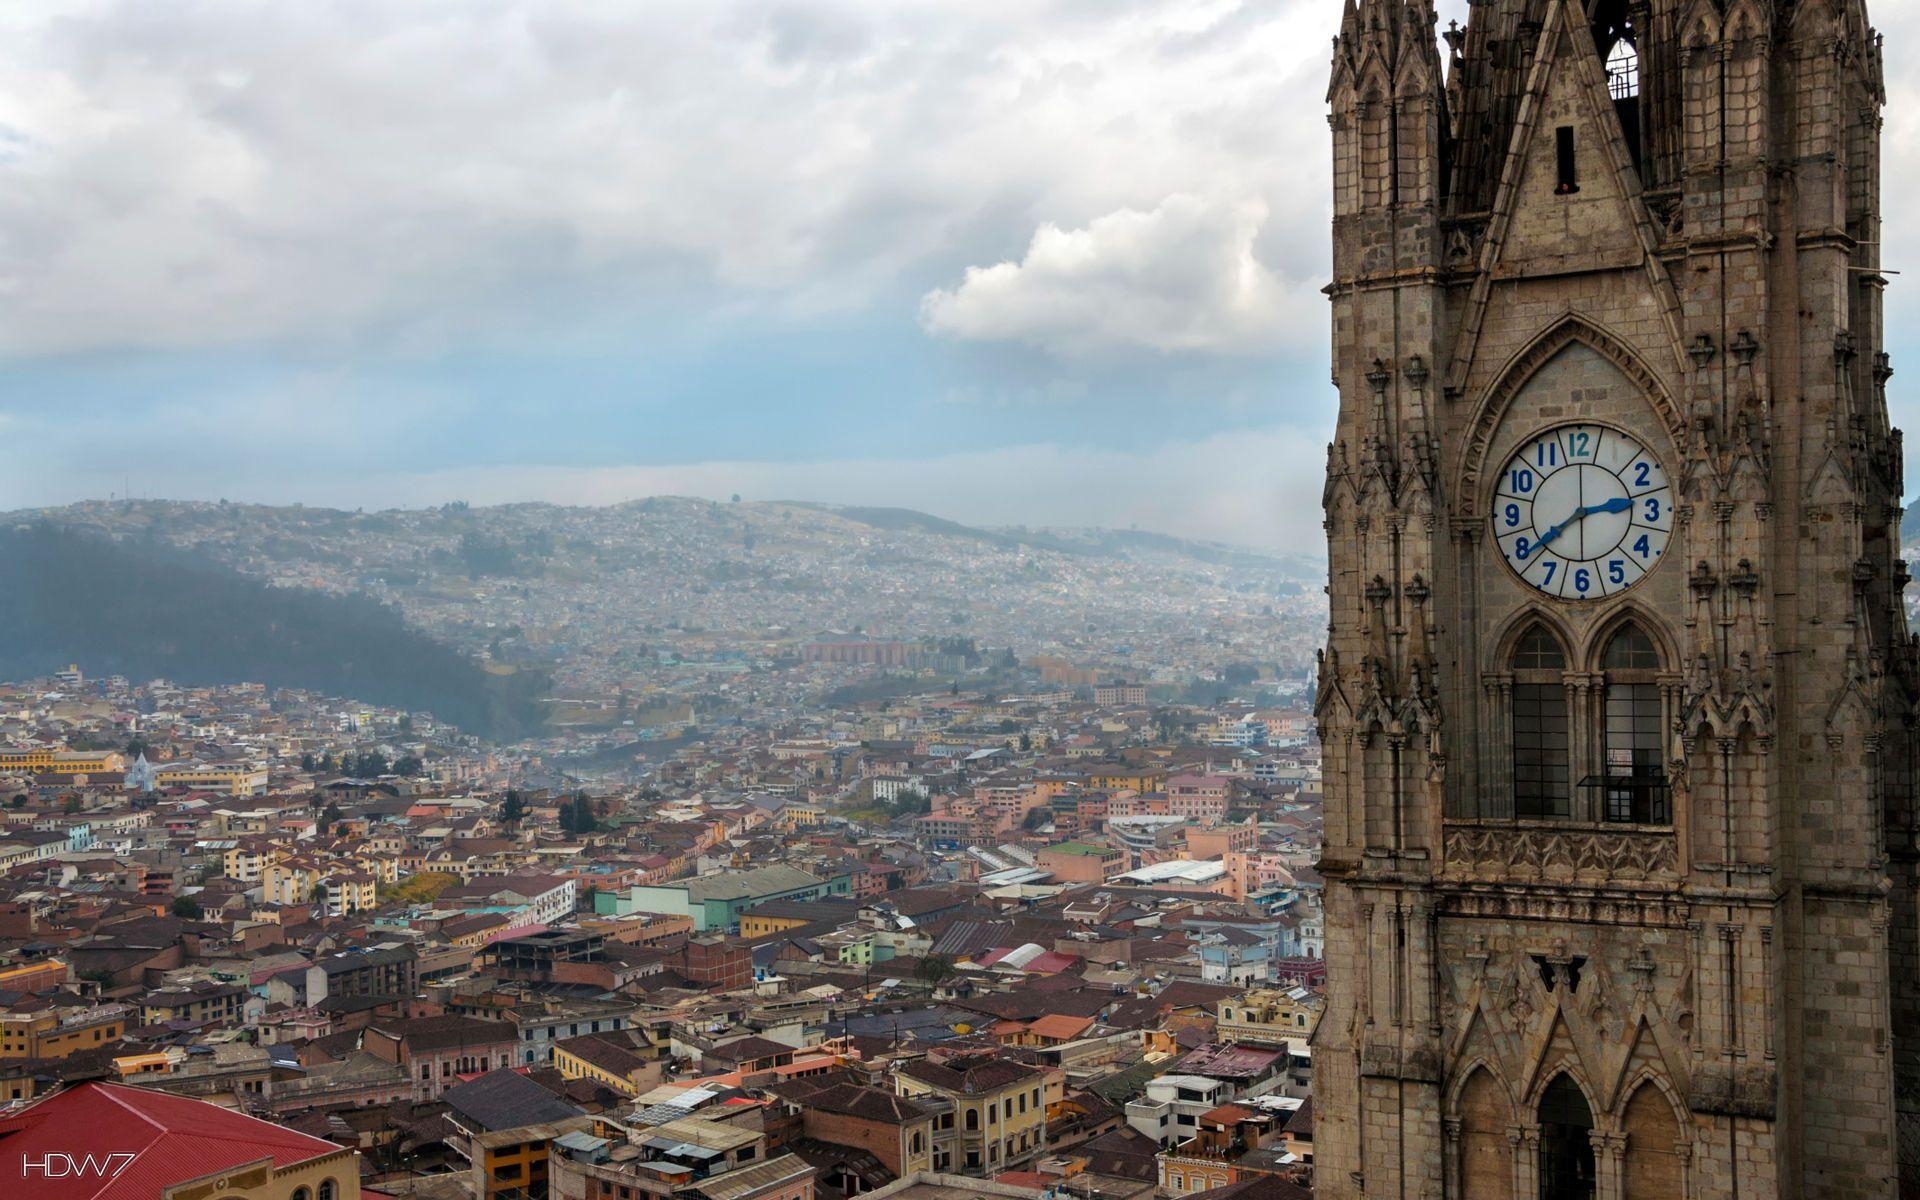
[1598,623,1668,824]
[1537,1074,1596,1200]
[1590,0,1643,172]
[1511,624,1570,819]
[1606,39,1641,100]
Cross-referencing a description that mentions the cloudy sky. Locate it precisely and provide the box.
[3,0,1919,553]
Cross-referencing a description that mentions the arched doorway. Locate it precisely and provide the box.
[1457,1067,1514,1200]
[1620,1081,1685,1198]
[1538,1074,1596,1200]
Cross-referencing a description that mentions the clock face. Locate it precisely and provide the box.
[1492,424,1671,599]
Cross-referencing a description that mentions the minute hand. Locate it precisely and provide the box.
[1535,497,1632,549]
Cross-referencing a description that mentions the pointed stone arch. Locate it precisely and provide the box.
[1825,671,1879,747]
[1676,0,1722,52]
[1452,1061,1517,1200]
[1520,1011,1605,1114]
[1582,605,1679,675]
[1617,1069,1691,1199]
[1493,605,1577,671]
[1722,0,1772,48]
[1448,1052,1516,1113]
[1457,315,1684,518]
[1532,1065,1603,1198]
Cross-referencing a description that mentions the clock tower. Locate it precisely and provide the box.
[1316,1,1917,1197]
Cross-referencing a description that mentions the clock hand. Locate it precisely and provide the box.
[1534,496,1630,551]
[1577,497,1633,518]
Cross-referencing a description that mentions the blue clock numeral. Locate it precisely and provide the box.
[1643,497,1661,523]
[1504,503,1521,528]
[1511,468,1535,494]
[1633,534,1652,559]
[1514,537,1531,561]
[1537,442,1558,468]
[1573,567,1591,594]
[1569,430,1591,458]
[1633,461,1652,488]
[1608,559,1626,584]
[1539,560,1557,587]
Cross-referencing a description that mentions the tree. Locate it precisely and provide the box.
[346,751,390,779]
[171,896,203,920]
[500,790,526,825]
[560,794,596,836]
[1221,661,1261,687]
[322,801,343,827]
[61,795,81,814]
[9,794,26,810]
[886,788,931,819]
[393,754,424,777]
[915,954,957,988]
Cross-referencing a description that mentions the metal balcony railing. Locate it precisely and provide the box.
[1578,774,1670,826]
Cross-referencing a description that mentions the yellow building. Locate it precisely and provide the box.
[320,872,381,914]
[141,983,247,1027]
[781,802,827,830]
[895,1052,1048,1176]
[1161,1151,1237,1195]
[1216,988,1322,1049]
[554,1034,659,1097]
[738,911,818,938]
[1086,767,1166,792]
[0,959,69,995]
[157,762,269,796]
[449,1117,592,1200]
[224,843,269,882]
[0,1005,127,1060]
[263,857,326,906]
[0,749,124,775]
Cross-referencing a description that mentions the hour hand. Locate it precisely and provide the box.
[1578,497,1632,518]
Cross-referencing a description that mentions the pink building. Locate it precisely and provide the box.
[1166,775,1231,825]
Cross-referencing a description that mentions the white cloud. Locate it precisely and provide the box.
[0,0,1339,357]
[918,195,1317,357]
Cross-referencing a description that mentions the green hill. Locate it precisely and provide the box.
[0,522,549,739]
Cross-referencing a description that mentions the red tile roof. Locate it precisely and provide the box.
[0,1080,352,1200]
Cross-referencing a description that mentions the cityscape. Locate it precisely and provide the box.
[0,547,1330,1200]
[3,1,1920,1199]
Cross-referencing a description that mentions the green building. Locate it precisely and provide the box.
[595,865,848,932]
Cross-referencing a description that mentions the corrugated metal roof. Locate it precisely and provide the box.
[0,1080,352,1200]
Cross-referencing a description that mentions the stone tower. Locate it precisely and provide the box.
[1316,0,1916,1197]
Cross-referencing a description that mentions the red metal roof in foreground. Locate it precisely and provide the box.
[0,1080,350,1200]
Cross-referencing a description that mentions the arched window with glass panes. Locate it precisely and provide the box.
[1502,619,1671,825]
[1592,623,1669,824]
[1510,624,1572,820]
